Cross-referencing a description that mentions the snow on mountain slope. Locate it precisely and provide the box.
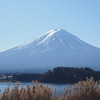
[0,29,100,72]
[13,29,96,51]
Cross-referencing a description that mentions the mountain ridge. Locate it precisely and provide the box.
[8,29,99,52]
[0,29,100,72]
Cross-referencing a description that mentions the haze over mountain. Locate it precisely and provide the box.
[0,29,100,73]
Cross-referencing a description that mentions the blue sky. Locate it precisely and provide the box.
[0,0,100,52]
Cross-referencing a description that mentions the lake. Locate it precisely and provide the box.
[0,82,67,96]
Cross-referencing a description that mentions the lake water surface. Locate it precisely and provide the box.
[0,82,67,96]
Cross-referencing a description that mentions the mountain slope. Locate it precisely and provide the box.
[0,29,100,72]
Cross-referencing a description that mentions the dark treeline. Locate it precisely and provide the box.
[11,67,100,83]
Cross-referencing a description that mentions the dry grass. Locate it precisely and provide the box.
[0,77,100,100]
[0,81,52,100]
[58,77,100,100]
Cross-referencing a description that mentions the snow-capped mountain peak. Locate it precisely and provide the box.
[15,29,93,51]
[0,29,100,72]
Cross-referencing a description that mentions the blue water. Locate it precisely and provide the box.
[0,82,67,96]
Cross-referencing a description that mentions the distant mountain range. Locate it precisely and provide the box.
[0,29,100,73]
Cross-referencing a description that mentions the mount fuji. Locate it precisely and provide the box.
[0,29,100,73]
